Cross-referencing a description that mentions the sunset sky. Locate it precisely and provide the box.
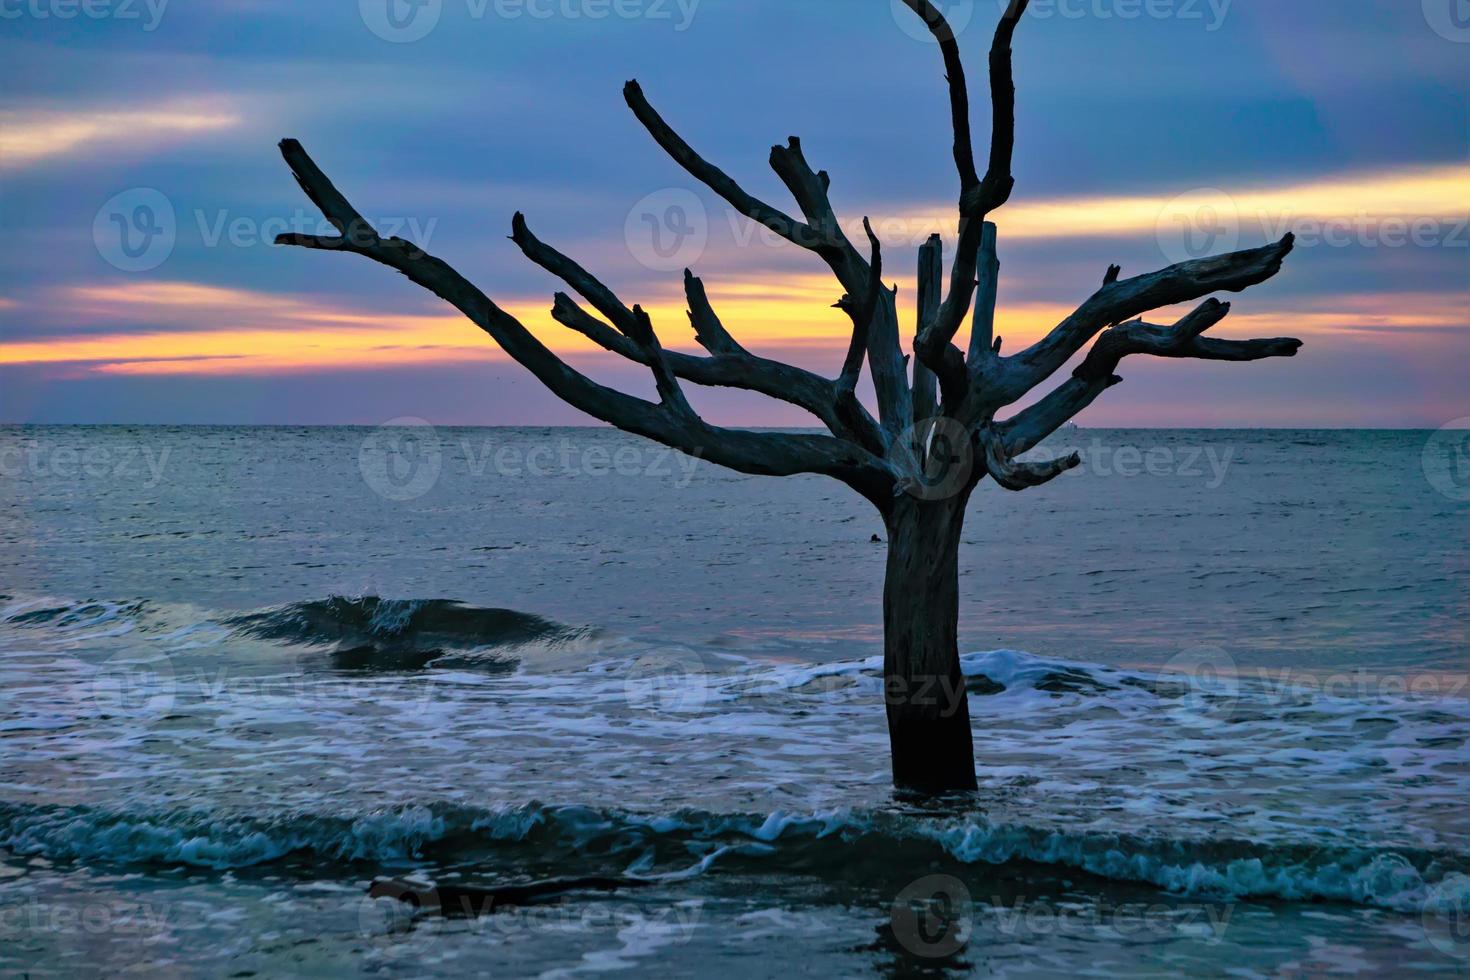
[2,0,1466,427]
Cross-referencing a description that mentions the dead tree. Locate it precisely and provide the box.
[273,0,1301,793]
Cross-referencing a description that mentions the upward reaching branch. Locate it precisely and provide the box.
[898,0,981,193]
[624,80,911,435]
[911,0,1031,406]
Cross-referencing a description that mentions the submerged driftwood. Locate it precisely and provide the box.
[274,0,1301,793]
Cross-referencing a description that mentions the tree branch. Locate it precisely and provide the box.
[552,289,879,446]
[1072,298,1302,382]
[979,424,1080,492]
[514,210,883,440]
[966,221,1000,364]
[512,211,639,336]
[978,0,1029,214]
[898,0,981,193]
[911,234,943,421]
[835,220,890,455]
[683,269,744,357]
[768,137,851,255]
[624,79,910,436]
[909,1,1030,405]
[625,81,841,263]
[988,233,1296,407]
[272,139,892,501]
[998,298,1302,454]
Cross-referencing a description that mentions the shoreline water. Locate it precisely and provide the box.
[2,427,1467,974]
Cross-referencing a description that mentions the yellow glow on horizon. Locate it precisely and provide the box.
[4,278,1463,378]
[0,106,239,168]
[877,163,1469,243]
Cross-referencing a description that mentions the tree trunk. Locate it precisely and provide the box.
[883,492,978,793]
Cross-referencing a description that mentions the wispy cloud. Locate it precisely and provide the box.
[873,164,1469,244]
[0,103,240,169]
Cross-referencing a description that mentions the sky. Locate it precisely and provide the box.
[1,0,1466,427]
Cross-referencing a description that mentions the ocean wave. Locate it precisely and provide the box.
[224,596,599,669]
[3,800,1465,913]
[1,597,148,638]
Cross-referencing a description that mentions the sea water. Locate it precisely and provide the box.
[0,426,1466,976]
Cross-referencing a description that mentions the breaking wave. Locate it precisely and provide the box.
[225,596,599,669]
[2,800,1466,914]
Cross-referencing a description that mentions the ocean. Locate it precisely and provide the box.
[1,425,1466,976]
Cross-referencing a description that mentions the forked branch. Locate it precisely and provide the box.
[273,139,891,501]
[516,213,879,442]
[624,80,911,435]
[910,0,1031,403]
[998,298,1302,454]
[979,233,1297,412]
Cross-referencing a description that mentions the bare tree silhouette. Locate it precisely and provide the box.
[274,0,1301,793]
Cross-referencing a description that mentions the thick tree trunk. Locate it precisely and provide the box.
[883,493,978,793]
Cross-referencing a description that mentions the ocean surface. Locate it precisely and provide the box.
[0,425,1467,977]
